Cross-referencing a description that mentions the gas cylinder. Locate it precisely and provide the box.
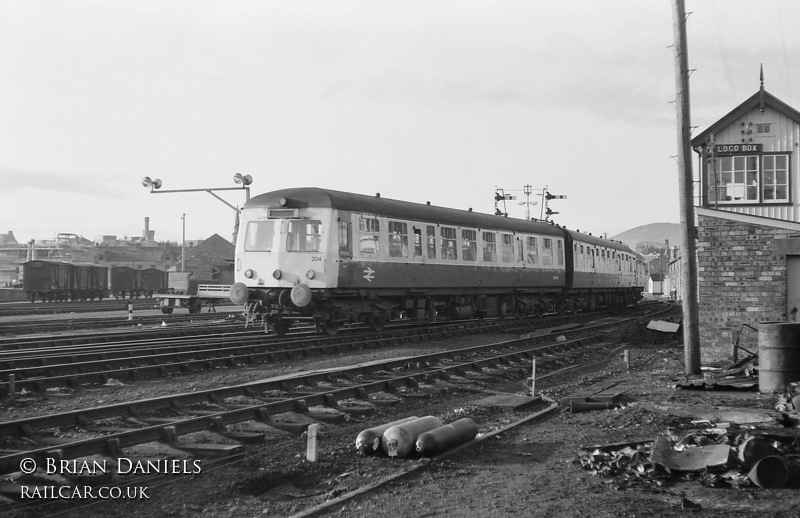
[382,415,443,458]
[355,416,419,455]
[415,418,478,456]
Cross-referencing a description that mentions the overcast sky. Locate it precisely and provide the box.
[2,0,799,244]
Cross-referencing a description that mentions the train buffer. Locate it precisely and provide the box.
[154,284,233,315]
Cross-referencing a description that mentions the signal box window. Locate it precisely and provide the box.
[426,226,436,259]
[763,155,789,202]
[441,227,457,260]
[756,123,772,134]
[501,234,514,263]
[526,236,538,265]
[462,229,477,261]
[482,232,497,262]
[287,220,321,252]
[388,221,409,258]
[244,221,274,252]
[359,217,380,255]
[714,155,759,203]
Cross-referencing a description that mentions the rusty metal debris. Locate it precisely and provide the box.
[567,397,621,413]
[577,429,798,490]
[650,435,729,471]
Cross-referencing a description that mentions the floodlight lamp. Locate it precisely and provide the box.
[142,177,163,189]
[233,173,253,186]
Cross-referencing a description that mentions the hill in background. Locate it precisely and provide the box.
[611,223,682,252]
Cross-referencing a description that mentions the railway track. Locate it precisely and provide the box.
[0,309,242,336]
[0,299,163,317]
[0,310,628,397]
[0,302,672,515]
[0,324,613,468]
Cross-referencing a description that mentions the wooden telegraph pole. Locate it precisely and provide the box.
[671,0,701,374]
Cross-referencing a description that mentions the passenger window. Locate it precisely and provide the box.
[426,226,436,259]
[482,232,497,262]
[462,229,477,261]
[413,227,423,256]
[441,227,457,260]
[501,234,514,263]
[338,221,351,254]
[557,240,563,266]
[526,236,538,265]
[542,238,553,266]
[388,221,409,258]
[359,217,380,255]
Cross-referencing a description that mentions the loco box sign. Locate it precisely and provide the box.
[714,143,762,154]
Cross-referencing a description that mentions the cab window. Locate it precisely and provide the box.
[244,221,275,251]
[286,220,321,252]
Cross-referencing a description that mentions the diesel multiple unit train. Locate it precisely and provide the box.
[229,187,648,335]
[22,261,167,302]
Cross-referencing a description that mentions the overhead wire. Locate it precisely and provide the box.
[776,0,793,105]
[710,0,737,103]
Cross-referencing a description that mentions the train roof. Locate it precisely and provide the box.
[569,230,638,254]
[246,187,640,255]
[246,187,565,237]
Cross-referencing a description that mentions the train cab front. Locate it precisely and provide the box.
[231,190,338,334]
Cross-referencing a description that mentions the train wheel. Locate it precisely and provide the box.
[366,312,388,332]
[161,307,174,314]
[426,300,437,322]
[498,298,510,318]
[320,320,340,336]
[270,320,289,336]
[188,299,202,314]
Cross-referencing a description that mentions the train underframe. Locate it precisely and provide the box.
[26,290,107,303]
[241,286,643,336]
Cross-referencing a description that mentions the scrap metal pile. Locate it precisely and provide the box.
[577,425,800,490]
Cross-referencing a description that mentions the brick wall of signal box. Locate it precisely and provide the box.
[696,214,788,365]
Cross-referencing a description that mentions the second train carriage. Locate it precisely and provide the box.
[230,187,647,335]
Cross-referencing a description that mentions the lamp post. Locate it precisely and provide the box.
[141,174,253,245]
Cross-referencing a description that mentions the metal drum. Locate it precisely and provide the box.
[757,322,800,393]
